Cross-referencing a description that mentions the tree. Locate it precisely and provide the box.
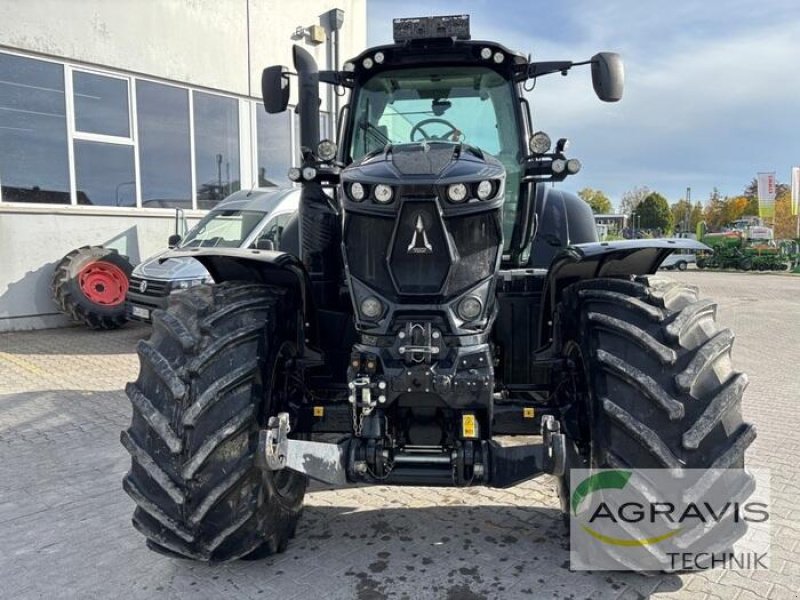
[619,186,651,217]
[690,201,705,232]
[636,192,673,232]
[577,187,613,214]
[773,188,798,239]
[671,199,692,233]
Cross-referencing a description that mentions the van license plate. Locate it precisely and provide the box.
[132,306,150,319]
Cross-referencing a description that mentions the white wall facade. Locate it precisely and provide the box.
[0,0,366,331]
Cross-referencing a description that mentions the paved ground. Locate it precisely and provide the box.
[0,271,798,599]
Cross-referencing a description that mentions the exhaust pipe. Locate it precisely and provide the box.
[293,45,320,159]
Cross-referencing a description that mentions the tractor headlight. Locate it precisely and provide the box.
[349,182,366,202]
[302,166,317,181]
[551,159,566,174]
[566,158,582,174]
[360,296,383,319]
[476,180,493,201]
[362,57,374,69]
[458,296,483,321]
[373,184,394,204]
[447,183,469,203]
[288,167,302,182]
[529,131,551,155]
[317,139,337,162]
[374,51,385,64]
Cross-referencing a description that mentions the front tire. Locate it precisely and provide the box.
[121,282,307,562]
[555,276,755,564]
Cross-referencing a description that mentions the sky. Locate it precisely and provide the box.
[365,0,800,211]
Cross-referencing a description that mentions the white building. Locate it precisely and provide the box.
[0,0,366,331]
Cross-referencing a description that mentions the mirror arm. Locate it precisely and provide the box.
[319,70,353,88]
[525,60,574,79]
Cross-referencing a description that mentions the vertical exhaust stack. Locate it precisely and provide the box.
[293,45,321,159]
[293,45,341,307]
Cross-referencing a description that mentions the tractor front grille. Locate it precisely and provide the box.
[388,201,451,295]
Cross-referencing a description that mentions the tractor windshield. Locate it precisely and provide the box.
[350,66,523,242]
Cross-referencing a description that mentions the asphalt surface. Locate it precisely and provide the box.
[0,271,798,599]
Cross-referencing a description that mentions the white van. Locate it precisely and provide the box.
[127,187,299,322]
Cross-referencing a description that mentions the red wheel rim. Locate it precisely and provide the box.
[78,261,129,306]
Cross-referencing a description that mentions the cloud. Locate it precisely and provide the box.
[366,1,800,206]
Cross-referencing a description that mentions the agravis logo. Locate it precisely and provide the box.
[571,470,680,546]
[569,468,771,571]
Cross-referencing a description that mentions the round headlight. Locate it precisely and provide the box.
[302,166,317,181]
[288,167,302,182]
[374,51,385,64]
[480,47,492,60]
[362,57,374,69]
[493,52,504,64]
[317,139,337,162]
[343,62,355,72]
[350,182,366,201]
[551,159,566,174]
[447,183,469,203]
[373,184,393,204]
[360,296,383,319]
[566,158,582,174]
[476,180,493,200]
[529,131,551,155]
[458,296,483,321]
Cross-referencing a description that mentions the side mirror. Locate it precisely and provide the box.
[255,239,275,251]
[262,66,290,114]
[591,52,624,102]
[168,234,182,248]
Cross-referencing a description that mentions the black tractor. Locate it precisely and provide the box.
[122,15,754,563]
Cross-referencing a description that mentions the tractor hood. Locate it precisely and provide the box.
[344,141,504,183]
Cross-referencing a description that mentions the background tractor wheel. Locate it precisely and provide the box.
[122,281,308,562]
[555,276,755,565]
[51,245,132,330]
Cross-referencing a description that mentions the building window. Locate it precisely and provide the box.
[71,69,136,206]
[0,52,70,204]
[256,105,291,187]
[193,91,240,209]
[137,81,191,208]
[74,140,136,206]
[72,71,130,138]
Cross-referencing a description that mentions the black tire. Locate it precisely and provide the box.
[51,245,132,330]
[676,260,687,271]
[121,281,308,562]
[555,276,755,566]
[696,258,706,269]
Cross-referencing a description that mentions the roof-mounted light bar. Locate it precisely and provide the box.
[392,15,471,43]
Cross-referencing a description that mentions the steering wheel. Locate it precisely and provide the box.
[410,118,462,142]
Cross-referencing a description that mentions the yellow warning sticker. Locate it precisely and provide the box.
[313,406,324,417]
[523,407,535,419]
[462,414,478,438]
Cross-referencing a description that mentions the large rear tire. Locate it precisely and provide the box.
[51,245,132,329]
[555,276,755,566]
[121,281,308,562]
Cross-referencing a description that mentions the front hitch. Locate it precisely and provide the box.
[258,412,567,488]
